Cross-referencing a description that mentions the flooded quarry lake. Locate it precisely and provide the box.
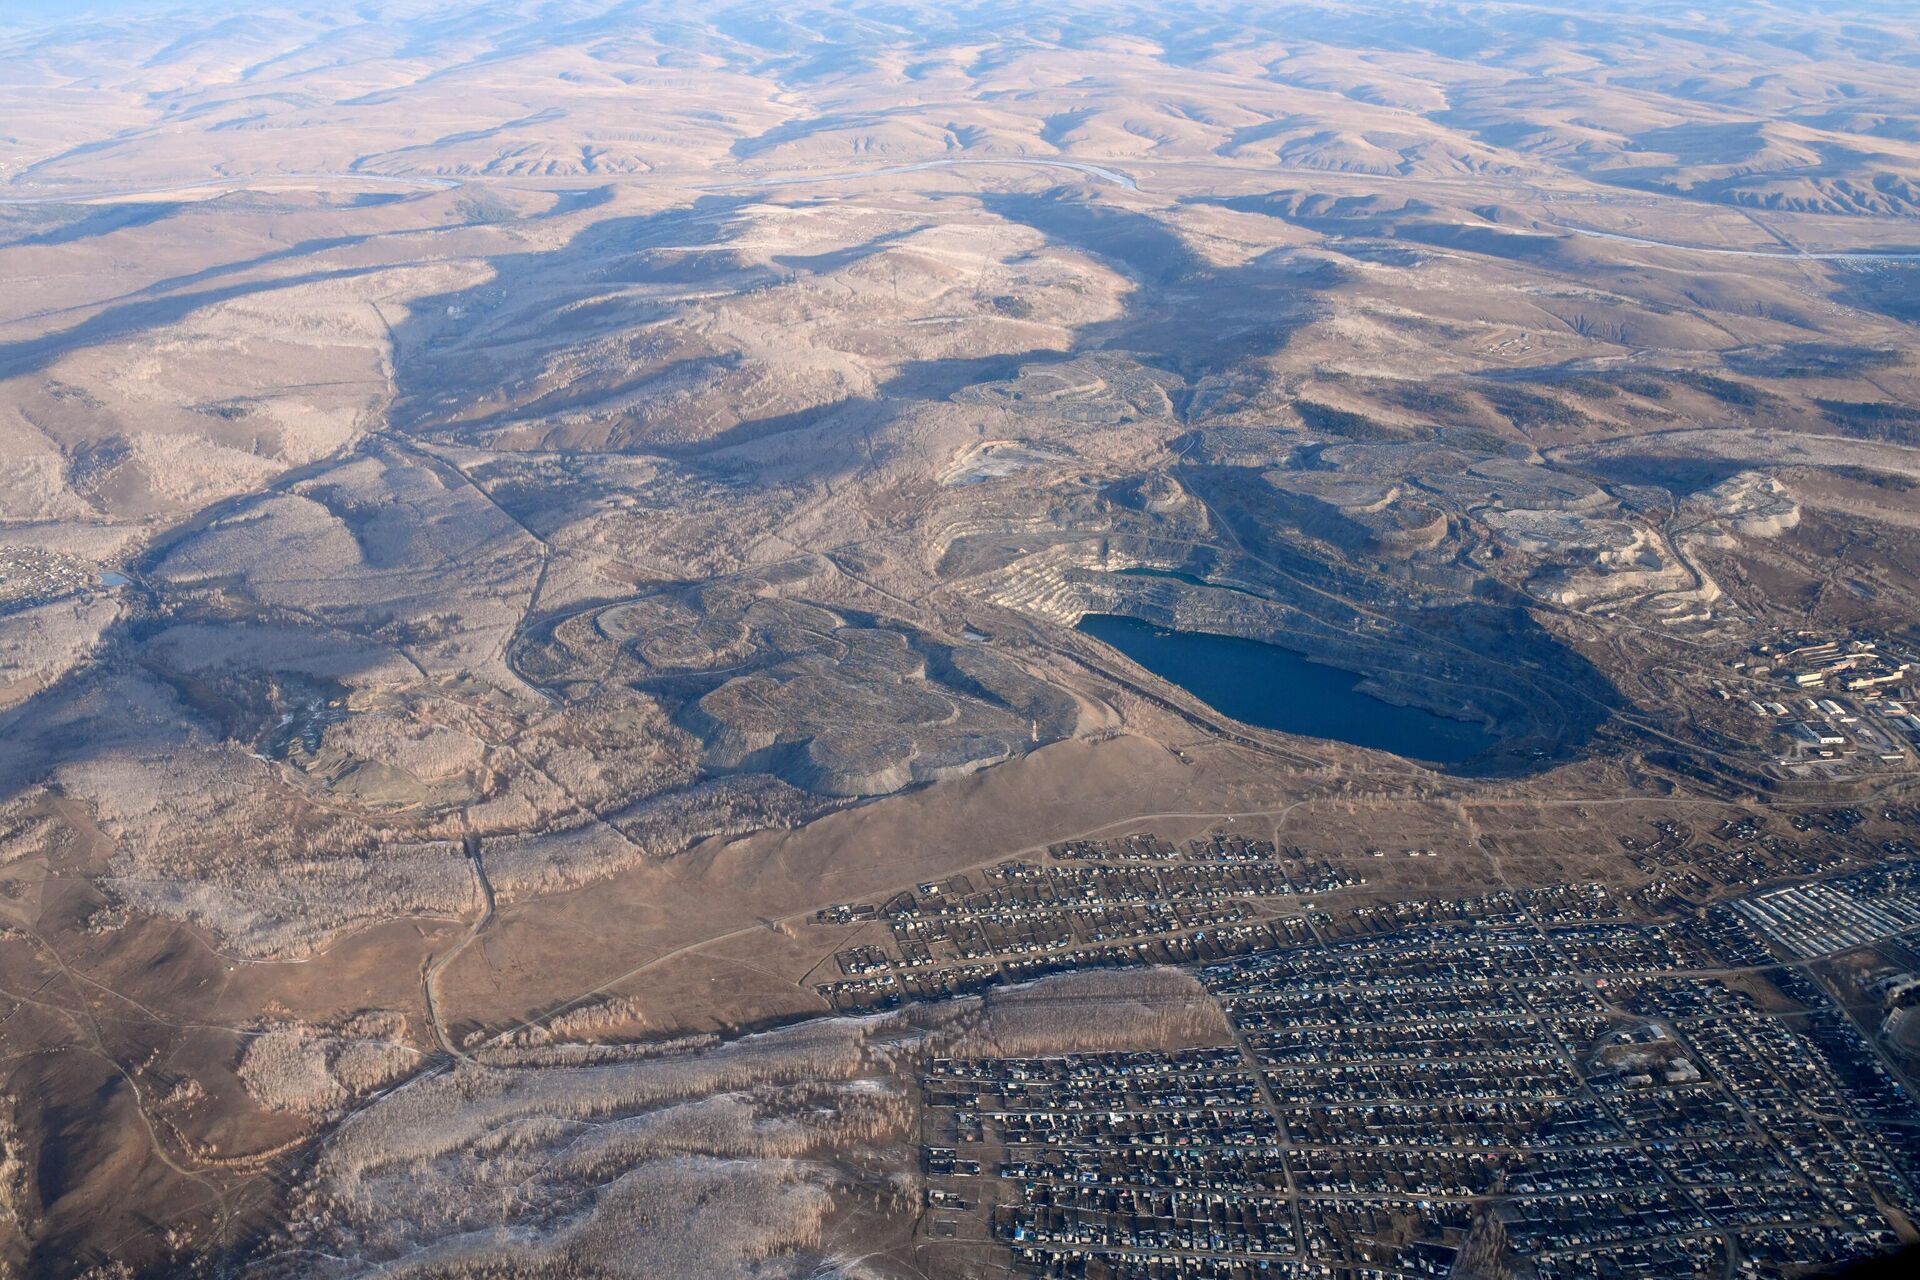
[1079,613,1498,766]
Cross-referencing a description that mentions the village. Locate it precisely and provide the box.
[797,818,1920,1278]
[915,899,1918,1278]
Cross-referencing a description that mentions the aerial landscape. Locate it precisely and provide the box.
[4,0,1920,1275]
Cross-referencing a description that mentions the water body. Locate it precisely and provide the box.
[1079,613,1497,766]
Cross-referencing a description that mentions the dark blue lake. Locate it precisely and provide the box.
[1078,613,1497,766]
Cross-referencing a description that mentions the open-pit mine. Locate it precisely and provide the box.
[4,2,1920,1278]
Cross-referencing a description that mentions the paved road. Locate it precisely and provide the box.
[0,171,461,205]
[1540,219,1920,261]
[709,156,1139,191]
